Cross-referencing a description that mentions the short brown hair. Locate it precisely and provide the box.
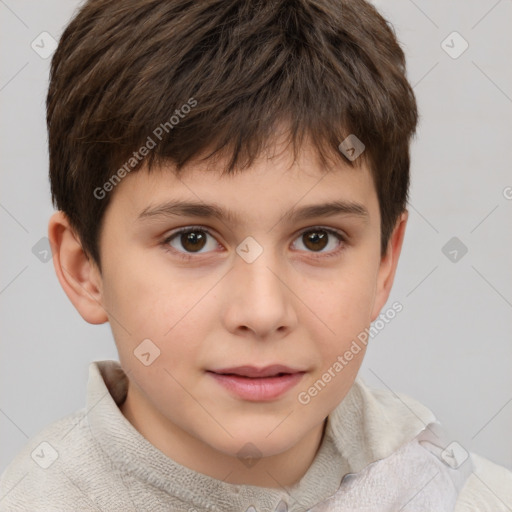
[47,0,418,268]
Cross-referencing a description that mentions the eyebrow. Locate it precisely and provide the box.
[137,199,369,225]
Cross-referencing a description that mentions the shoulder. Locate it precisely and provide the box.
[0,408,125,511]
[327,376,438,471]
[360,382,512,509]
[329,379,512,509]
[455,453,512,511]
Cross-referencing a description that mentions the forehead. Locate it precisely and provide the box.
[106,142,379,229]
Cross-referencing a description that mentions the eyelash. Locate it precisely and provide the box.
[161,225,347,261]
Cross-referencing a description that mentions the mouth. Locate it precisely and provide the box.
[209,364,303,378]
[206,365,306,401]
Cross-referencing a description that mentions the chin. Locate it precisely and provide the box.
[203,428,298,460]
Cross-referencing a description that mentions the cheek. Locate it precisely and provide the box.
[102,252,220,377]
[298,260,377,405]
[312,266,377,343]
[102,249,198,334]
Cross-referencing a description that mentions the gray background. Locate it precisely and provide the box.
[1,0,511,475]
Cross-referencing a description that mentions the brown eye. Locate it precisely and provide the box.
[180,231,207,252]
[303,230,328,251]
[166,228,218,255]
[292,228,344,255]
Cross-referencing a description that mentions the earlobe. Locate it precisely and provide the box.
[370,210,408,322]
[48,211,108,325]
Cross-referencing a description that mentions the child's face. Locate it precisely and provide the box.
[55,136,406,478]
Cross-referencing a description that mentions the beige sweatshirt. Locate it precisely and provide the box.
[0,360,510,511]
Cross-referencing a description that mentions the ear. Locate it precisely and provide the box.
[48,211,108,324]
[370,210,408,322]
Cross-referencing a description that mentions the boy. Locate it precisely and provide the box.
[1,0,511,510]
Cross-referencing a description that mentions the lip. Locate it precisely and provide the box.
[210,364,303,378]
[207,365,306,401]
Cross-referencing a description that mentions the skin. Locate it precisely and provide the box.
[48,134,407,488]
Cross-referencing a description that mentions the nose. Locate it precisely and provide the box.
[221,245,298,339]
